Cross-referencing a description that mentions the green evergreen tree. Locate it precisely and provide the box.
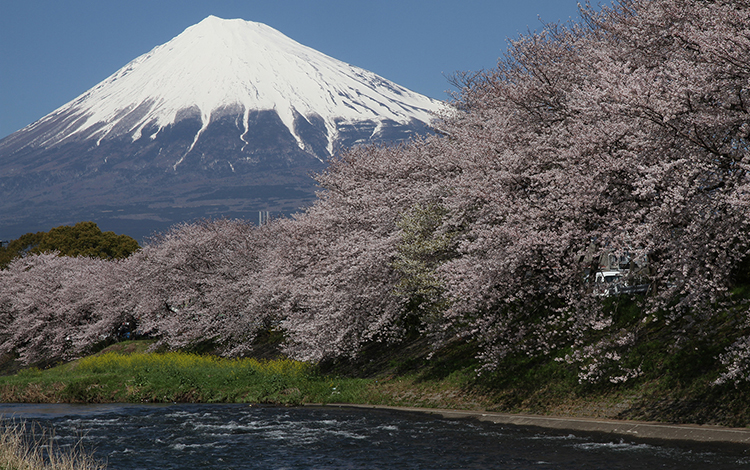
[0,222,139,268]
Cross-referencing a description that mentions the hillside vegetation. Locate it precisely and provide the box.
[2,0,750,427]
[2,328,750,427]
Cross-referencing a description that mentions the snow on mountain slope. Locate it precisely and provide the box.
[23,15,443,162]
[0,15,445,241]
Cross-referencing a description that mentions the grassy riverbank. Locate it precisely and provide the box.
[0,342,369,406]
[1,329,750,428]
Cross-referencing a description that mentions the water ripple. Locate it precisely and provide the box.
[1,404,748,469]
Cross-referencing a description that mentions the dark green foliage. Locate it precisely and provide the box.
[0,232,44,268]
[477,353,580,413]
[0,221,140,268]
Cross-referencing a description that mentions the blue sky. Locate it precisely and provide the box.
[0,0,583,139]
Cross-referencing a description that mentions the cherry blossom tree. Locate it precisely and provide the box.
[267,141,456,361]
[428,0,750,378]
[2,0,749,385]
[0,253,134,365]
[131,218,277,356]
[253,1,750,378]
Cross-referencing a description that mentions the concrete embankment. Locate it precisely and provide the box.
[323,404,750,444]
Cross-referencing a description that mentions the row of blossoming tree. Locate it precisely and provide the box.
[2,0,750,384]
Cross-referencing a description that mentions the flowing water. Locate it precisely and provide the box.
[1,403,748,469]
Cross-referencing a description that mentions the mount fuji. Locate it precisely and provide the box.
[0,16,443,241]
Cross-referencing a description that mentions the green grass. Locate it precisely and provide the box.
[0,338,489,412]
[0,343,374,406]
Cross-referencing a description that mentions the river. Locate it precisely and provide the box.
[1,403,748,469]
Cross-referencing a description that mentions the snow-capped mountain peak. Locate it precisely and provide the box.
[0,16,443,239]
[29,15,442,162]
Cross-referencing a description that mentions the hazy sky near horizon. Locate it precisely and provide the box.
[0,0,584,139]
